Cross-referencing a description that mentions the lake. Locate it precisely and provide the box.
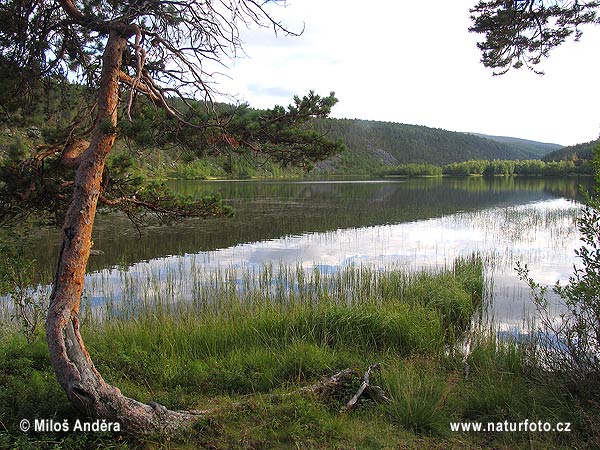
[19,176,593,331]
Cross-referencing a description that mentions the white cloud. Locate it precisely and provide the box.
[214,1,600,145]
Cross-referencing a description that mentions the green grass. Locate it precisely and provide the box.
[382,360,451,436]
[0,258,595,448]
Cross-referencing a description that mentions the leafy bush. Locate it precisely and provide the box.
[517,146,600,399]
[0,232,45,342]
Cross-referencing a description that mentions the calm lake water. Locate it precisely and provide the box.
[22,176,593,331]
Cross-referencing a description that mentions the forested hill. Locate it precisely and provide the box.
[311,118,562,173]
[469,133,562,158]
[543,138,600,162]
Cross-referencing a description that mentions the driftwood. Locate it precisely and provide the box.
[298,364,391,411]
[300,368,359,397]
[344,363,391,410]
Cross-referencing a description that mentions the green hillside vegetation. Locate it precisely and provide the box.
[469,133,562,157]
[543,138,600,162]
[0,73,309,180]
[309,118,562,174]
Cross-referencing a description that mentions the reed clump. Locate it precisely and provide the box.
[80,258,481,397]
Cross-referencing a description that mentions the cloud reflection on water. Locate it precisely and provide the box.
[85,198,581,331]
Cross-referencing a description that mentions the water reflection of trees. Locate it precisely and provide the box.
[27,177,592,279]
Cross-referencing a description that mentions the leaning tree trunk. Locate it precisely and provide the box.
[45,30,203,434]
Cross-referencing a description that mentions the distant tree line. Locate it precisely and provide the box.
[383,159,593,177]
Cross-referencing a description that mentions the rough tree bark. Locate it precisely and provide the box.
[32,1,345,434]
[45,29,204,434]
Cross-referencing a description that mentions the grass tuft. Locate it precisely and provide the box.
[382,361,450,436]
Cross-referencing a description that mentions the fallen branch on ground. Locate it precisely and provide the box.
[295,364,390,410]
[344,363,391,410]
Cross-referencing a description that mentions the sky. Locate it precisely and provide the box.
[212,0,600,147]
